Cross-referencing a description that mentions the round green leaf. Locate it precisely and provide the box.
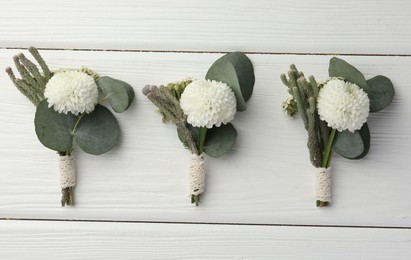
[203,123,237,158]
[219,52,255,102]
[367,75,395,112]
[97,76,135,113]
[333,123,370,160]
[74,105,119,155]
[34,100,76,152]
[329,57,369,93]
[206,52,255,111]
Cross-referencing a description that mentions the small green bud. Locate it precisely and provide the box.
[282,96,298,117]
[166,78,193,100]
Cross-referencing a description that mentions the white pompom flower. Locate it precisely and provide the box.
[317,78,370,132]
[44,71,99,115]
[180,79,237,128]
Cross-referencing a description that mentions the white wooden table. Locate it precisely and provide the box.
[1,1,411,259]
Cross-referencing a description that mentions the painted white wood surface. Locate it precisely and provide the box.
[0,220,410,259]
[1,49,409,227]
[1,1,411,258]
[1,0,411,54]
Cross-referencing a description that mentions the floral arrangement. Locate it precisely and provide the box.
[6,47,135,206]
[280,57,395,207]
[143,52,255,206]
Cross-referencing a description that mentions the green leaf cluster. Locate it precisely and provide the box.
[328,57,395,159]
[34,76,135,155]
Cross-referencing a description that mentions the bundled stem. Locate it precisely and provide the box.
[61,187,74,207]
[281,65,332,207]
[58,151,75,207]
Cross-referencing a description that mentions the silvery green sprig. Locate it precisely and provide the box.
[6,47,135,206]
[280,57,395,207]
[143,52,255,206]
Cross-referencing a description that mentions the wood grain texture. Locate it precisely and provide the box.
[1,0,411,54]
[0,220,410,259]
[1,49,410,226]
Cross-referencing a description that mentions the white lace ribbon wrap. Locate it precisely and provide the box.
[59,155,76,188]
[189,154,205,196]
[315,167,331,202]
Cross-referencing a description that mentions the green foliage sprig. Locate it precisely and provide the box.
[143,52,255,206]
[280,57,395,207]
[6,47,135,206]
[281,65,330,169]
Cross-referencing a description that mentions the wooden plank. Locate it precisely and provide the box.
[0,220,410,259]
[1,0,411,54]
[0,49,410,227]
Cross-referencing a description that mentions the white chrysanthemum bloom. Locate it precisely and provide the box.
[317,79,370,132]
[44,71,99,115]
[180,79,237,128]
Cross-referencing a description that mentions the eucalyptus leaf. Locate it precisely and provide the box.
[333,123,370,159]
[203,123,237,158]
[329,57,369,93]
[34,100,76,152]
[74,105,119,155]
[367,75,395,112]
[206,52,255,111]
[218,52,255,102]
[97,76,135,113]
[207,62,246,111]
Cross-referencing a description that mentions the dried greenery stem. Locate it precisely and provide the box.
[5,46,51,106]
[143,85,198,154]
[281,65,332,207]
[281,65,326,167]
[28,46,52,80]
[143,85,203,205]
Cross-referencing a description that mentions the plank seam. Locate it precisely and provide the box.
[1,218,410,230]
[1,47,411,57]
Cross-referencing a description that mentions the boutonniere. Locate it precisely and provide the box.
[143,52,255,206]
[280,57,395,207]
[6,47,135,206]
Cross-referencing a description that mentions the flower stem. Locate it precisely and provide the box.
[71,113,84,134]
[192,127,207,206]
[198,127,207,155]
[322,128,336,168]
